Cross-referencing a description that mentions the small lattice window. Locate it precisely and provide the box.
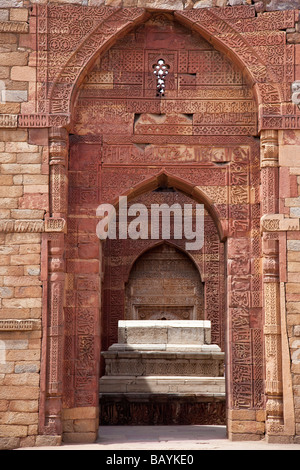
[153,59,169,97]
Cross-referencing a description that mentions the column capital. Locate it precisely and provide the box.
[260,129,279,168]
[49,127,69,166]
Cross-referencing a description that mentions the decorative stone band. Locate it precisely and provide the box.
[0,319,41,331]
[0,114,18,128]
[264,325,281,335]
[0,218,66,233]
[0,21,29,33]
[17,113,300,130]
[261,116,300,130]
[45,218,66,233]
[261,214,300,232]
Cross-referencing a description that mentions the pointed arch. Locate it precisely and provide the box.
[109,169,226,242]
[124,239,204,285]
[36,5,284,129]
[124,241,205,321]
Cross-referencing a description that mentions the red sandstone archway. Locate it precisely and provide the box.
[100,175,226,353]
[36,5,288,441]
[125,242,205,321]
[109,171,226,242]
[44,5,281,128]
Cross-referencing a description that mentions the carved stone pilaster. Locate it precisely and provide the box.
[42,232,65,437]
[40,127,68,439]
[262,234,284,435]
[260,129,284,437]
[49,127,68,218]
[260,131,279,216]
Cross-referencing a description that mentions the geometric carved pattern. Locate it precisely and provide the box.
[0,320,41,331]
[176,8,297,132]
[25,4,298,132]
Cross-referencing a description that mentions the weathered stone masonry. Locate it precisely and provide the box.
[1,0,300,449]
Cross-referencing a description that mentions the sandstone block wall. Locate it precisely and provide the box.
[0,5,47,448]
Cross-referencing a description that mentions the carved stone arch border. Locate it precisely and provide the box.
[66,7,274,133]
[18,3,298,130]
[174,7,298,132]
[110,170,226,242]
[61,5,270,123]
[123,239,205,286]
[101,168,226,359]
[107,171,224,327]
[174,9,282,130]
[49,7,150,117]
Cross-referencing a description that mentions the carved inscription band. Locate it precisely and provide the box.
[0,218,66,233]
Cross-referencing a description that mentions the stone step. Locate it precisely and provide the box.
[99,376,226,395]
[118,320,212,345]
[106,343,222,352]
[102,355,224,376]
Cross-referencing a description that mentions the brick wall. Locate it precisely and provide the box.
[0,128,46,448]
[0,5,46,448]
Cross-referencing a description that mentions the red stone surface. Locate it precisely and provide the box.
[59,14,264,413]
[31,4,300,431]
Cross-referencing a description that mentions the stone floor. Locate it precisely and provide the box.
[18,425,300,450]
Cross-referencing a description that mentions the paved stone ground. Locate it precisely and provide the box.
[18,425,300,450]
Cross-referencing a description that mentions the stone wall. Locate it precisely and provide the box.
[279,130,300,439]
[0,6,47,449]
[0,0,300,450]
[0,131,46,449]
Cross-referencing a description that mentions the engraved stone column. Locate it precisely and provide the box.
[44,234,66,436]
[41,128,68,438]
[260,130,284,438]
[260,130,279,214]
[262,234,283,436]
[49,127,68,218]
